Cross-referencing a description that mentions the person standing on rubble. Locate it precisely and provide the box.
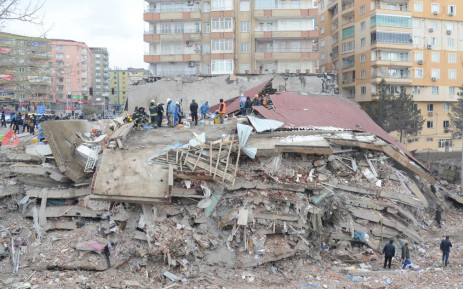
[245,96,253,115]
[218,99,226,124]
[190,99,198,126]
[167,99,175,127]
[239,94,246,116]
[173,101,181,126]
[440,236,452,267]
[435,208,442,228]
[157,103,164,127]
[200,101,209,120]
[149,100,158,128]
[382,239,395,269]
[1,111,6,127]
[401,242,411,269]
[9,111,16,128]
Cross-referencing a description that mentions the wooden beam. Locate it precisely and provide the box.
[214,140,223,180]
[193,145,204,171]
[222,136,234,181]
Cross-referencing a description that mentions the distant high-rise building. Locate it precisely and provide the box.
[90,47,110,113]
[110,68,148,110]
[50,39,93,114]
[318,0,463,152]
[0,32,52,111]
[143,0,319,76]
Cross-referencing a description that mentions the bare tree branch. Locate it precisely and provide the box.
[0,0,46,30]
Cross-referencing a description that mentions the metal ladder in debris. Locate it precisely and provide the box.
[84,145,100,172]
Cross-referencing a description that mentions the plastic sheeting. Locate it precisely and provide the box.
[147,141,183,165]
[237,123,257,159]
[247,115,284,132]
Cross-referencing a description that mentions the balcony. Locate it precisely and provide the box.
[371,67,411,84]
[144,54,201,63]
[144,29,201,42]
[372,2,410,14]
[255,48,318,61]
[342,1,354,12]
[254,29,318,39]
[144,6,201,21]
[254,2,317,19]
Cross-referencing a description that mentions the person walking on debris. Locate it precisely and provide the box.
[149,100,158,128]
[436,208,442,228]
[200,101,209,120]
[190,99,198,126]
[245,96,253,115]
[401,242,411,269]
[218,98,226,124]
[173,101,181,126]
[440,236,452,267]
[383,239,395,269]
[167,98,175,127]
[239,94,246,116]
[157,103,164,127]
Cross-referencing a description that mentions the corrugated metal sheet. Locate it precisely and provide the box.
[237,123,257,159]
[247,115,284,132]
[255,92,422,169]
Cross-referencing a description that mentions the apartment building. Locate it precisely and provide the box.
[0,32,52,111]
[143,0,319,76]
[318,0,463,152]
[109,68,148,110]
[50,39,93,113]
[89,47,110,113]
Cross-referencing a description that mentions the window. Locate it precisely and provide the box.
[361,86,366,95]
[204,23,210,33]
[371,31,412,45]
[448,53,456,63]
[240,0,250,11]
[341,41,355,53]
[360,70,366,78]
[211,59,234,74]
[370,14,412,28]
[240,42,250,53]
[320,40,325,47]
[413,19,421,28]
[446,22,454,31]
[427,121,433,128]
[321,53,325,60]
[414,2,423,12]
[321,14,325,22]
[240,21,250,32]
[212,0,233,11]
[443,103,450,111]
[431,52,440,62]
[360,5,365,14]
[431,3,439,14]
[414,51,423,61]
[321,27,325,35]
[360,38,366,47]
[427,138,433,142]
[448,5,456,15]
[204,2,210,12]
[413,36,421,45]
[211,39,233,52]
[202,43,210,53]
[240,63,250,73]
[427,104,434,111]
[320,0,324,9]
[414,68,423,78]
[449,87,456,95]
[432,86,439,94]
[438,139,452,148]
[212,18,233,31]
[430,21,438,30]
[342,26,354,39]
[412,86,420,94]
[360,21,365,31]
[449,69,456,79]
[431,37,437,46]
[360,54,366,63]
[432,69,440,79]
[448,38,454,47]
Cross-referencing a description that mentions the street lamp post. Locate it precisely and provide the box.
[67,91,71,116]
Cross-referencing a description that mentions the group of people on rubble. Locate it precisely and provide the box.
[239,93,271,116]
[1,111,40,135]
[382,207,453,270]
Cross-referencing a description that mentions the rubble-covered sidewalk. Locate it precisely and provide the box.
[1,91,463,289]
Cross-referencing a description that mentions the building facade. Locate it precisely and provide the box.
[49,39,93,114]
[109,68,148,110]
[143,0,319,76]
[0,32,52,111]
[318,0,463,152]
[89,47,110,114]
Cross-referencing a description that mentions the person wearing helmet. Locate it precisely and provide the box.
[149,99,158,128]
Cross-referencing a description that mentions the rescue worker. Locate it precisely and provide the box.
[167,98,176,127]
[245,96,253,115]
[14,113,22,134]
[28,115,35,135]
[239,94,246,115]
[23,113,29,133]
[1,111,6,127]
[190,99,198,126]
[157,103,164,127]
[173,101,181,126]
[218,99,226,124]
[10,112,16,128]
[200,101,209,120]
[253,94,260,106]
[149,100,158,128]
[383,239,395,269]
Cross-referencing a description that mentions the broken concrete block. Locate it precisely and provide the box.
[49,171,71,183]
[361,168,377,183]
[314,159,326,167]
[5,153,42,164]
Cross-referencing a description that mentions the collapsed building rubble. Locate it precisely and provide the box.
[2,87,463,288]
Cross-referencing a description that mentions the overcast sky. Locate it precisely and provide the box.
[5,0,146,69]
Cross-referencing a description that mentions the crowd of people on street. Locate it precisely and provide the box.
[0,110,56,135]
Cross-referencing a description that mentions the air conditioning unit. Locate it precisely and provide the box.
[428,28,434,32]
[428,111,434,116]
[433,11,438,15]
[188,61,195,67]
[447,30,452,35]
[431,77,437,81]
[426,44,432,50]
[233,55,238,60]
[329,52,333,57]
[186,40,193,47]
[187,0,194,6]
[418,60,424,65]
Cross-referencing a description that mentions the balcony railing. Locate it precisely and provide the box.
[255,27,315,32]
[342,2,354,11]
[144,29,200,35]
[372,72,410,79]
[256,48,315,53]
[255,3,313,9]
[145,6,200,13]
[375,4,409,11]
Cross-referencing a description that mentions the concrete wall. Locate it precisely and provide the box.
[128,73,337,112]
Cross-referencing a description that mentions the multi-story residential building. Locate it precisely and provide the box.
[109,68,148,110]
[50,39,92,114]
[89,47,110,114]
[318,0,463,152]
[0,32,52,111]
[143,0,319,75]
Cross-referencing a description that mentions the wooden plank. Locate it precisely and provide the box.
[39,190,48,228]
[26,206,106,219]
[89,194,170,204]
[185,156,234,182]
[174,173,214,180]
[168,165,174,186]
[231,133,242,188]
[254,212,299,222]
[209,142,213,175]
[193,146,204,171]
[222,136,234,181]
[213,140,223,180]
[27,188,90,199]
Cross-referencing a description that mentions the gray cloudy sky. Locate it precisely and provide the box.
[5,0,146,69]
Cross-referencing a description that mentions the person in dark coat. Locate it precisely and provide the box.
[157,103,164,127]
[436,208,442,228]
[383,239,395,269]
[245,96,253,115]
[190,99,198,126]
[440,236,452,266]
[1,111,6,127]
[401,242,411,269]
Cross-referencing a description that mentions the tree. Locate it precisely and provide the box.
[82,103,97,119]
[365,79,425,143]
[448,84,463,188]
[0,0,45,30]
